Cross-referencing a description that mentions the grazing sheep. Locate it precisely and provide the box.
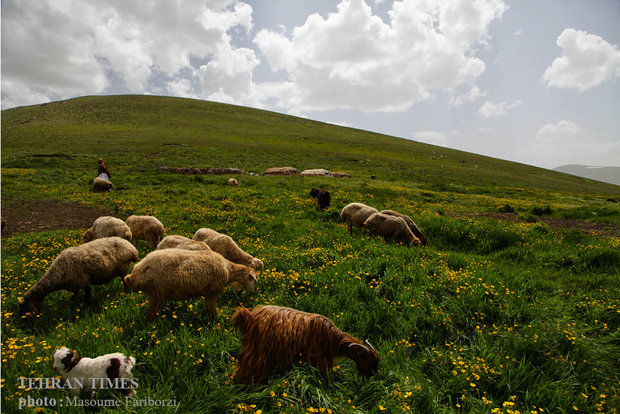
[52,347,136,397]
[193,228,263,270]
[124,249,257,322]
[227,178,239,186]
[82,216,132,243]
[364,212,421,247]
[262,166,300,176]
[156,235,212,252]
[301,169,332,177]
[309,188,331,210]
[18,237,139,316]
[93,177,113,192]
[380,210,427,246]
[232,305,380,383]
[340,202,378,234]
[125,215,165,250]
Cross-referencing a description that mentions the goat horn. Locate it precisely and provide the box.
[365,339,376,351]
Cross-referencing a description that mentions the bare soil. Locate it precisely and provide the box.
[1,199,111,238]
[1,199,617,238]
[449,211,620,237]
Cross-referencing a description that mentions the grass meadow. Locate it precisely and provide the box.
[1,96,619,413]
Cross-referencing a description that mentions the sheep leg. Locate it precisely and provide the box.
[204,295,217,318]
[83,286,92,304]
[120,275,129,293]
[145,296,163,322]
[348,223,353,234]
[146,238,156,250]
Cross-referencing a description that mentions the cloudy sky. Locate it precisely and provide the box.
[2,0,619,169]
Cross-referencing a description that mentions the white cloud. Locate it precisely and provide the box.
[450,86,485,106]
[478,99,521,118]
[536,120,581,142]
[254,0,506,112]
[543,28,620,91]
[1,0,258,108]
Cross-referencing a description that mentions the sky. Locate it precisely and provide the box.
[2,0,619,170]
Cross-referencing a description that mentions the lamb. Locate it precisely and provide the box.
[380,210,427,245]
[82,216,132,243]
[193,228,263,270]
[123,249,257,322]
[125,215,165,250]
[156,235,212,252]
[310,188,331,210]
[93,177,113,192]
[232,305,380,383]
[340,202,378,234]
[18,237,139,316]
[227,178,239,186]
[52,347,136,397]
[363,212,421,247]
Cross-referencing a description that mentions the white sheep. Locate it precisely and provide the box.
[156,235,212,252]
[340,202,379,234]
[18,237,139,316]
[52,347,136,397]
[380,210,427,245]
[125,215,165,250]
[82,216,132,243]
[123,248,257,322]
[227,178,239,186]
[363,212,421,247]
[192,228,263,270]
[92,177,113,192]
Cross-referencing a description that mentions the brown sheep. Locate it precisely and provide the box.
[123,249,257,322]
[380,210,427,245]
[363,212,421,247]
[156,235,212,252]
[125,215,165,250]
[82,216,132,243]
[192,228,263,270]
[310,188,331,210]
[18,237,139,316]
[340,202,378,234]
[232,305,379,383]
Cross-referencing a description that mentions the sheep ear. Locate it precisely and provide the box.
[348,343,370,356]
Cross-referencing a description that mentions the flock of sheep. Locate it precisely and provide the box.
[18,194,427,395]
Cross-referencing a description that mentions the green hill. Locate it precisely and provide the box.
[1,95,619,413]
[2,94,618,195]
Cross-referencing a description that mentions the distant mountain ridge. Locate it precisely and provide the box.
[553,165,620,186]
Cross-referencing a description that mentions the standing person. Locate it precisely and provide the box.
[97,158,111,181]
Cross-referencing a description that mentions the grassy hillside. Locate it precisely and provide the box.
[2,95,618,196]
[1,95,619,413]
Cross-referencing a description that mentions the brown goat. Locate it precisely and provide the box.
[232,305,379,383]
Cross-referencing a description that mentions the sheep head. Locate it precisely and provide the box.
[229,266,257,292]
[250,258,264,271]
[52,347,81,375]
[81,229,94,243]
[310,188,320,198]
[346,340,380,378]
[18,297,42,316]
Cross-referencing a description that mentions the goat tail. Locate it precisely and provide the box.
[231,307,255,333]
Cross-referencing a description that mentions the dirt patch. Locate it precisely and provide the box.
[1,199,111,238]
[449,211,620,237]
